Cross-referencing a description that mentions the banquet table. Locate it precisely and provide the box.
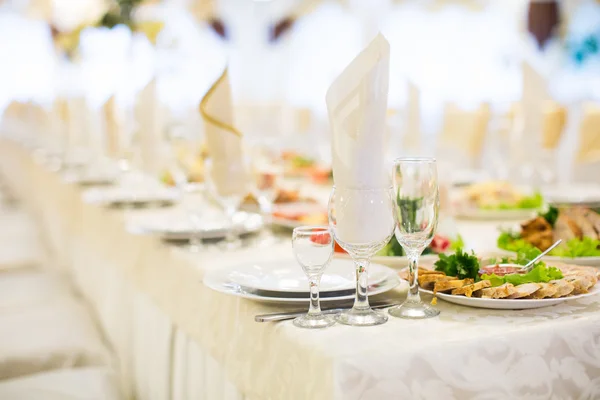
[1,137,600,400]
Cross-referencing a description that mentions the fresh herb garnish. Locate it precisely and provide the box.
[539,206,559,227]
[434,249,480,281]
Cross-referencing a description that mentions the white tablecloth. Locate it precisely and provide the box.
[1,138,599,400]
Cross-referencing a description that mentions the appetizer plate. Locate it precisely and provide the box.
[227,258,392,293]
[542,184,600,208]
[496,249,600,268]
[83,186,179,208]
[421,285,600,310]
[454,207,539,221]
[129,212,263,240]
[204,259,402,303]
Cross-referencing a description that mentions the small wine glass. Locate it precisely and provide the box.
[328,186,396,326]
[388,157,440,319]
[248,141,284,245]
[292,226,336,329]
[204,157,247,250]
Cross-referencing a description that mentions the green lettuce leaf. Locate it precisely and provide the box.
[549,237,600,258]
[481,264,563,287]
[434,249,480,281]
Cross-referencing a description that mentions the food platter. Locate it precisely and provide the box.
[420,285,599,309]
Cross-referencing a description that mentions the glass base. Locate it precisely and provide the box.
[388,301,440,319]
[293,313,336,329]
[336,307,388,326]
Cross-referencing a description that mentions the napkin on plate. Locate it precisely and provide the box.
[102,96,122,158]
[135,78,165,174]
[200,69,248,197]
[326,33,393,245]
[575,103,600,164]
[326,33,390,190]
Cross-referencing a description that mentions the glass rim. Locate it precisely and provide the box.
[292,225,331,234]
[392,157,437,164]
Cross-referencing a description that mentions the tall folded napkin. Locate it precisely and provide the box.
[65,97,88,151]
[440,103,490,158]
[200,68,248,197]
[326,33,390,190]
[541,102,566,150]
[103,96,122,158]
[326,34,392,245]
[403,81,421,151]
[135,78,165,174]
[576,103,600,163]
[521,61,549,142]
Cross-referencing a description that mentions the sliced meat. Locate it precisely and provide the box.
[434,279,474,294]
[553,215,582,245]
[508,283,542,299]
[581,209,600,235]
[418,274,454,290]
[564,208,598,240]
[521,217,552,235]
[478,283,516,299]
[451,280,491,297]
[527,282,559,299]
[551,279,575,298]
[565,276,595,294]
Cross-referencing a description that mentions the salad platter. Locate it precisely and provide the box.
[453,181,543,220]
[497,206,600,266]
[411,249,600,309]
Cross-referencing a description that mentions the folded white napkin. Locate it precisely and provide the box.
[135,78,165,174]
[326,34,393,245]
[576,103,600,163]
[403,80,421,151]
[65,97,88,151]
[521,61,549,143]
[102,96,122,158]
[200,68,248,197]
[326,33,390,190]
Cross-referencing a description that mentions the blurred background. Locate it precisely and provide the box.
[1,0,599,185]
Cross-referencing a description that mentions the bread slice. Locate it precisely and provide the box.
[434,279,474,294]
[479,283,516,299]
[508,283,541,299]
[451,280,491,297]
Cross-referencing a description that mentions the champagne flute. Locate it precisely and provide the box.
[328,186,395,326]
[388,157,440,319]
[291,226,336,329]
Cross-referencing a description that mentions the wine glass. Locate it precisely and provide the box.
[204,157,248,250]
[388,157,440,319]
[248,141,284,245]
[292,226,336,329]
[328,186,396,326]
[165,126,206,252]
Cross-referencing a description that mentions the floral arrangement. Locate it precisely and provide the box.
[53,0,164,59]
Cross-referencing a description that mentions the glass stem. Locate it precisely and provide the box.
[353,259,370,310]
[308,277,321,316]
[407,253,421,303]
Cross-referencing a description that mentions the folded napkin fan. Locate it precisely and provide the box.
[135,78,165,174]
[541,102,567,150]
[326,33,393,245]
[439,103,490,158]
[576,103,600,164]
[200,68,248,197]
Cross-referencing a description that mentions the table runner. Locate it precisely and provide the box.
[1,138,599,399]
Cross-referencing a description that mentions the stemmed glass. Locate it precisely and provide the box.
[291,226,336,329]
[248,141,284,245]
[204,157,247,250]
[165,126,206,252]
[328,187,396,326]
[388,157,440,319]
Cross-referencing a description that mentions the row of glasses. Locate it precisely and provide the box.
[292,157,440,328]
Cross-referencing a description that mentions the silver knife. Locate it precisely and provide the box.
[255,303,399,323]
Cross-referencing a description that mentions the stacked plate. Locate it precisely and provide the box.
[83,186,180,208]
[204,258,402,303]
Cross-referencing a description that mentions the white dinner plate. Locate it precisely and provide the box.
[542,184,600,207]
[420,285,600,310]
[203,259,401,303]
[227,258,392,293]
[83,186,180,207]
[129,212,263,240]
[334,253,440,269]
[63,170,117,186]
